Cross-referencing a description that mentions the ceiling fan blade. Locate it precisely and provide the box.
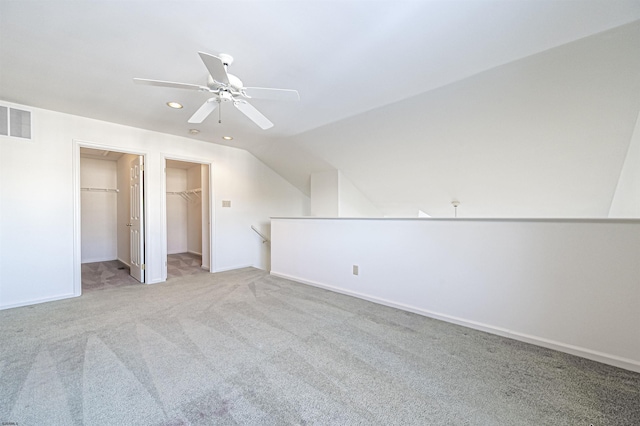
[243,87,300,101]
[233,100,273,129]
[188,99,218,124]
[198,52,229,85]
[133,78,206,91]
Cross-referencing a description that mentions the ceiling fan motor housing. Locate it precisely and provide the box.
[207,74,243,91]
[219,91,234,102]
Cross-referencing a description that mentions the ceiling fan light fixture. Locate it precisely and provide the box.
[166,101,183,109]
[222,136,233,141]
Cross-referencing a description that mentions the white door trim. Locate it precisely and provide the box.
[161,153,215,281]
[72,139,149,296]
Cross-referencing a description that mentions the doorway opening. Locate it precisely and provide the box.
[78,146,146,292]
[164,159,211,280]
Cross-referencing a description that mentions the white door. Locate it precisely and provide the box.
[129,156,145,282]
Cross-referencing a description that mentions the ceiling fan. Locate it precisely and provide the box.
[133,52,300,129]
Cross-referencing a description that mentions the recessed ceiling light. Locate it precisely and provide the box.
[188,129,200,135]
[222,136,233,141]
[166,101,183,109]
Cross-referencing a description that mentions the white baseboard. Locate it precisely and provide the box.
[188,250,202,256]
[82,256,117,264]
[270,271,640,374]
[0,293,79,311]
[214,264,254,273]
[117,257,131,267]
[167,249,187,255]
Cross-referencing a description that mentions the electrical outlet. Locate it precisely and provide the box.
[353,265,359,275]
[222,200,231,208]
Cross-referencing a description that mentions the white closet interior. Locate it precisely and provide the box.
[166,160,210,270]
[80,148,142,273]
[81,156,118,263]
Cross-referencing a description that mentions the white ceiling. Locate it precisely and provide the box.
[166,159,201,170]
[2,1,640,217]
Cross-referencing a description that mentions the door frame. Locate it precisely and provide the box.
[161,153,215,281]
[72,139,149,296]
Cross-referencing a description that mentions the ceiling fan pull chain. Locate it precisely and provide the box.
[218,101,222,124]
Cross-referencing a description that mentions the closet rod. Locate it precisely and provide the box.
[166,188,202,202]
[166,188,202,194]
[81,187,119,193]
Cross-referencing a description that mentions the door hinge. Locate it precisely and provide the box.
[141,264,145,270]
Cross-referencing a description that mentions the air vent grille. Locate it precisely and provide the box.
[10,108,31,139]
[0,106,7,136]
[0,105,31,139]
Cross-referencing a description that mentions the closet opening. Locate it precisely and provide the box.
[165,159,211,279]
[79,147,146,290]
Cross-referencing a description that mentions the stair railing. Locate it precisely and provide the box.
[251,225,270,245]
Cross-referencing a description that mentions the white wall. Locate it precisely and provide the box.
[166,167,188,254]
[311,169,381,217]
[338,171,382,217]
[609,110,640,218]
[215,151,310,272]
[0,100,309,309]
[310,170,339,216]
[80,157,117,263]
[271,218,640,372]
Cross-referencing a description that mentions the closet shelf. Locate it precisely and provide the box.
[81,187,119,193]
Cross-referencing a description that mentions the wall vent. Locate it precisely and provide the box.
[0,106,7,136]
[0,105,31,139]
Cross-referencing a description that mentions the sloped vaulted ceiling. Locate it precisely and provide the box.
[1,1,639,217]
[290,21,640,218]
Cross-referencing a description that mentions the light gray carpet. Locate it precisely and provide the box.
[82,253,206,292]
[167,252,207,280]
[1,268,638,425]
[81,260,139,291]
